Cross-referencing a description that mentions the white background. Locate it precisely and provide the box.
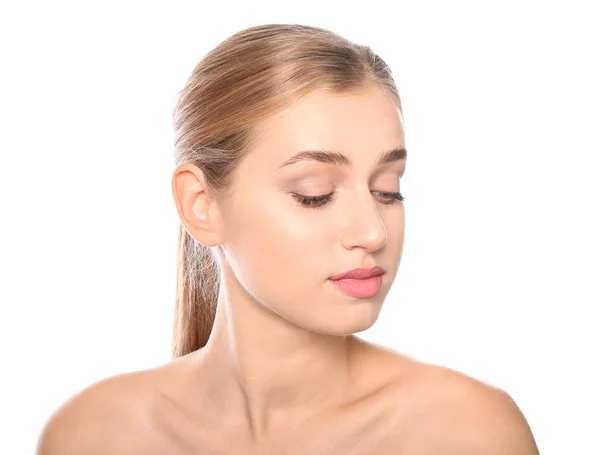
[1,1,598,453]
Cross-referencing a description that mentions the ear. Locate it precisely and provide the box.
[171,162,224,247]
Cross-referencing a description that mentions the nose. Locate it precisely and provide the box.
[339,190,388,252]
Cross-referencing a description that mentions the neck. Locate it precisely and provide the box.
[188,272,360,442]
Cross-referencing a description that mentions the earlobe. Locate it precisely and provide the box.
[171,163,223,247]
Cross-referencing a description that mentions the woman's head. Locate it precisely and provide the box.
[171,24,406,358]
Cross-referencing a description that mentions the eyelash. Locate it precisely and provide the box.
[292,191,405,209]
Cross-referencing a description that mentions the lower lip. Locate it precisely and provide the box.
[329,275,383,298]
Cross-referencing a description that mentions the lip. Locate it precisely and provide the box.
[328,266,385,281]
[329,275,383,298]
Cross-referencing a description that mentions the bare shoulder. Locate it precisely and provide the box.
[36,368,170,455]
[384,359,541,454]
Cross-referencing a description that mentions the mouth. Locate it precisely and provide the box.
[328,275,383,298]
[328,266,385,281]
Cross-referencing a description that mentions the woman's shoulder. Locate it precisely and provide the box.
[369,340,512,406]
[355,338,510,402]
[36,367,173,455]
[364,345,539,453]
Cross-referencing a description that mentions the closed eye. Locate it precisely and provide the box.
[292,192,405,209]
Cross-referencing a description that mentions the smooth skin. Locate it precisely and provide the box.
[37,82,540,454]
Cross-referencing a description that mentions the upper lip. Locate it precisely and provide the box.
[329,266,385,281]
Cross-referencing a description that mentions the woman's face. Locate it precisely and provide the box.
[217,82,406,335]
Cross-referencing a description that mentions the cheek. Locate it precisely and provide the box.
[381,210,405,263]
[230,200,333,297]
[248,204,324,265]
[382,207,404,234]
[223,196,314,278]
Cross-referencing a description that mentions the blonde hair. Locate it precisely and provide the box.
[171,23,402,359]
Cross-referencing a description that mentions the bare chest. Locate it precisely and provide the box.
[154,409,403,455]
[150,386,410,455]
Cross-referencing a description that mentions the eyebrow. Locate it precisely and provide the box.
[277,147,407,170]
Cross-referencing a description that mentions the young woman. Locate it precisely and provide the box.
[37,23,539,454]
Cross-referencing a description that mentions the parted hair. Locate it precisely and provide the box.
[171,23,402,359]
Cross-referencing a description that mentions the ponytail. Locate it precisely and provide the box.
[172,223,220,358]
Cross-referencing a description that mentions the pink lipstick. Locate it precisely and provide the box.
[328,266,384,298]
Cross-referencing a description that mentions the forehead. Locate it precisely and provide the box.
[250,84,405,167]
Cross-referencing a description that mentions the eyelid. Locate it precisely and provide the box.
[281,168,402,192]
[292,190,404,209]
